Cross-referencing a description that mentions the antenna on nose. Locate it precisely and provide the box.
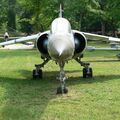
[59,4,64,18]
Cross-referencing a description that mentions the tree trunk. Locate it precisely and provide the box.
[101,21,105,35]
[79,13,84,31]
[7,0,16,33]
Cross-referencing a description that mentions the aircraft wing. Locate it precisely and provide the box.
[0,37,21,39]
[86,46,120,51]
[79,31,120,42]
[0,33,39,46]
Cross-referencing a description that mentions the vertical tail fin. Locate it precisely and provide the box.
[59,4,63,17]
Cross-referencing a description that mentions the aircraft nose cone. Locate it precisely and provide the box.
[48,34,74,60]
[55,45,65,57]
[48,40,66,59]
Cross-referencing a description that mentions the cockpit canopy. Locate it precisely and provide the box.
[51,18,71,34]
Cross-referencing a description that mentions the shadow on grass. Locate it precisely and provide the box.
[0,75,57,120]
[19,69,120,85]
[68,74,120,85]
[0,70,120,120]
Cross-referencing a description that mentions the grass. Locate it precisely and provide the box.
[0,47,120,120]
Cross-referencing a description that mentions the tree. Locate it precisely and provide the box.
[7,0,16,32]
[19,9,34,34]
[1,0,120,35]
[94,0,120,35]
[0,0,8,32]
[64,0,100,31]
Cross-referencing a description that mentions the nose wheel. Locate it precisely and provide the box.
[57,86,68,94]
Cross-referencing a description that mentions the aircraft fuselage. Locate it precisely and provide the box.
[48,18,75,61]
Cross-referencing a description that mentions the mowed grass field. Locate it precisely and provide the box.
[0,47,120,120]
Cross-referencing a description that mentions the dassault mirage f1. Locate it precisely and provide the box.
[0,5,120,94]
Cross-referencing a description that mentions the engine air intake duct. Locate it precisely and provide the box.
[74,32,86,54]
[37,33,48,55]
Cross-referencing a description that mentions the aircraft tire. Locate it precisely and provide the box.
[83,68,87,78]
[89,68,93,78]
[33,69,42,79]
[64,87,68,94]
[83,68,93,78]
[57,87,68,94]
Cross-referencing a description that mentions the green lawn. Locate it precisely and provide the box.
[0,48,120,120]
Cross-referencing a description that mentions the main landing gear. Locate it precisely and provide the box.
[75,57,93,78]
[33,58,49,79]
[56,62,68,94]
[83,64,93,78]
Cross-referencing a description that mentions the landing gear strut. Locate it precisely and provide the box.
[33,58,49,79]
[75,57,93,78]
[56,62,68,94]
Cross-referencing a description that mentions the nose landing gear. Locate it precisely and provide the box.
[56,62,68,94]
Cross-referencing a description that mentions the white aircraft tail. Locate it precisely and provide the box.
[59,4,63,17]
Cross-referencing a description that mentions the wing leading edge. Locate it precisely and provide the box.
[0,33,39,46]
[81,31,120,42]
[86,46,120,51]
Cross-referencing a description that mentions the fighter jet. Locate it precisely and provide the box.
[0,5,120,94]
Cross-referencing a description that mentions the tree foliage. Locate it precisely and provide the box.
[0,0,8,31]
[7,0,16,32]
[0,0,120,35]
